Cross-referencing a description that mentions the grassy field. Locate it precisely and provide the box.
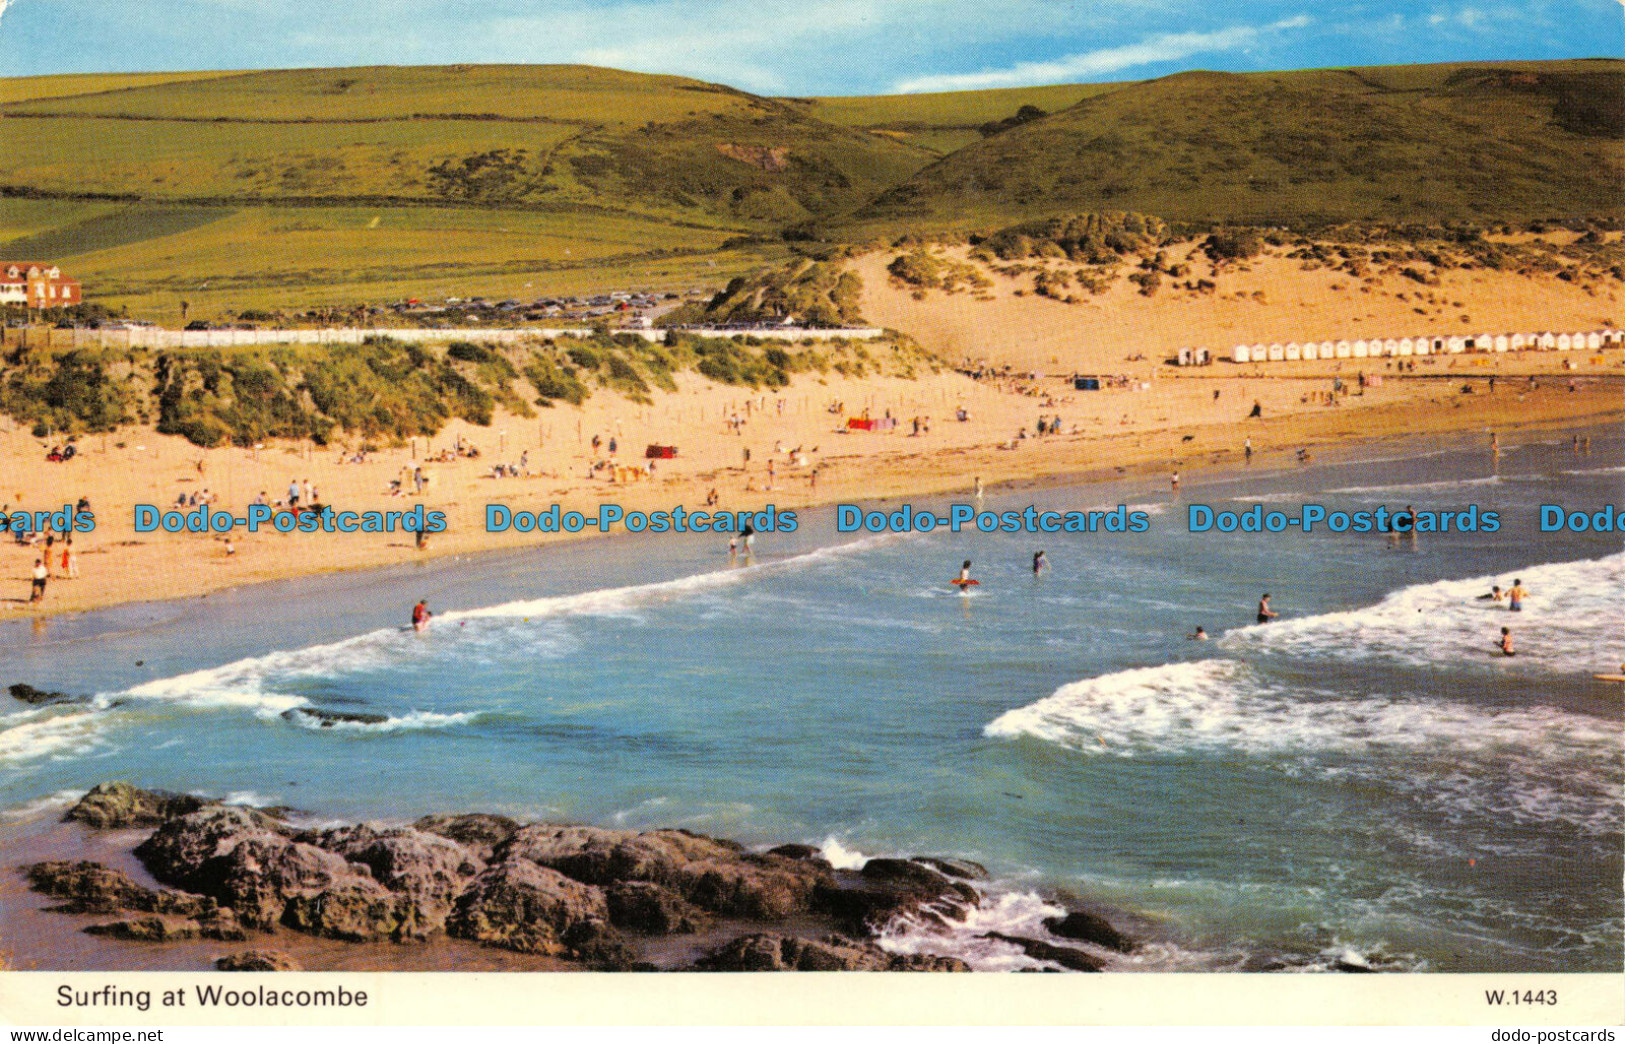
[1,59,1619,321]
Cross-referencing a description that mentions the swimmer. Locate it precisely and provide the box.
[1256,593,1278,624]
[1497,626,1515,657]
[1508,578,1526,611]
[1188,626,1208,640]
[953,560,975,590]
[1476,585,1504,603]
[411,599,432,633]
[1032,550,1048,575]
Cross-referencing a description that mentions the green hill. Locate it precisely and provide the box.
[849,60,1625,232]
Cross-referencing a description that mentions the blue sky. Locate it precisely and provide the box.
[0,0,1619,95]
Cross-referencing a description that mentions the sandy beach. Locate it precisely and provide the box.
[3,306,1621,621]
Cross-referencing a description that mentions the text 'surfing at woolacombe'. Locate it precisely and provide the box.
[0,0,1620,1016]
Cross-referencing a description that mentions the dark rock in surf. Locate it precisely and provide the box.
[813,859,979,934]
[216,950,301,971]
[282,707,389,728]
[913,856,989,881]
[8,683,77,706]
[983,931,1105,972]
[85,908,244,943]
[765,843,826,863]
[65,782,213,829]
[1044,909,1134,953]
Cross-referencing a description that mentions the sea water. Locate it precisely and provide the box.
[2,427,1620,972]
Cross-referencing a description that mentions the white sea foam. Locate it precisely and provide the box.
[0,709,108,764]
[1,787,87,822]
[1326,475,1504,496]
[1222,553,1624,673]
[818,837,870,870]
[282,708,477,733]
[984,659,1618,760]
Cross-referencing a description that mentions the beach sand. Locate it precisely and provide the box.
[2,257,1621,619]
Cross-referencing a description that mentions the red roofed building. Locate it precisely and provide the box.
[0,264,82,309]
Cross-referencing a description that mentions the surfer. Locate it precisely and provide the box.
[1032,550,1048,575]
[1497,627,1515,657]
[1188,626,1208,640]
[411,599,432,633]
[1508,578,1526,612]
[1476,585,1504,603]
[1256,593,1278,624]
[954,560,975,590]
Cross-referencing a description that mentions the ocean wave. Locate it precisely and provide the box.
[281,708,478,733]
[1325,475,1504,496]
[0,708,109,764]
[983,659,1618,760]
[1221,552,1624,673]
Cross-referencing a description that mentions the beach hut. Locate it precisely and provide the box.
[1267,343,1285,361]
[1444,336,1464,353]
[1195,348,1211,365]
[1556,333,1573,351]
[1378,338,1397,357]
[1301,342,1319,361]
[1334,340,1352,359]
[1538,332,1557,350]
[1585,332,1603,350]
[1285,342,1302,361]
[1398,338,1415,356]
[1510,333,1527,351]
[1413,336,1430,356]
[1318,341,1334,360]
[1352,339,1370,358]
[1231,345,1251,363]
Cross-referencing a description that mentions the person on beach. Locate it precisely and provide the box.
[1171,471,1180,491]
[1477,585,1504,603]
[1244,437,1252,462]
[1508,579,1526,612]
[1497,627,1515,657]
[1188,626,1208,640]
[1032,550,1047,575]
[60,538,76,579]
[974,477,984,500]
[411,600,432,633]
[288,479,300,508]
[727,534,738,557]
[29,558,47,603]
[741,520,756,554]
[1257,594,1278,624]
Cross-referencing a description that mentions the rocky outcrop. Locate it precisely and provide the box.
[446,859,612,957]
[281,708,388,727]
[85,910,244,943]
[694,933,970,972]
[983,931,1105,972]
[303,822,484,934]
[1044,910,1134,953]
[413,813,520,861]
[64,782,215,829]
[216,950,301,971]
[605,880,707,934]
[25,860,216,918]
[814,858,979,934]
[501,825,832,920]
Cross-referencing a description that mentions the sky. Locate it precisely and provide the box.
[0,0,1619,95]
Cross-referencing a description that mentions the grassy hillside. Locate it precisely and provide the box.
[851,60,1625,232]
[1,59,1619,322]
[788,82,1128,156]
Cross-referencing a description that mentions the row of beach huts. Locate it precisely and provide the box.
[1213,329,1624,365]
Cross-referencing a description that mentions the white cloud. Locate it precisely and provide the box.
[0,0,18,31]
[892,14,1313,93]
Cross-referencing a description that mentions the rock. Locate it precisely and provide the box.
[503,825,830,920]
[9,683,76,705]
[216,950,301,972]
[983,931,1105,972]
[25,860,216,918]
[413,813,520,860]
[136,808,415,940]
[303,822,483,932]
[605,880,706,934]
[65,782,213,829]
[814,860,978,934]
[765,844,825,862]
[912,856,989,881]
[1043,910,1133,953]
[281,707,388,727]
[135,806,290,892]
[694,933,971,972]
[447,859,612,957]
[86,915,204,942]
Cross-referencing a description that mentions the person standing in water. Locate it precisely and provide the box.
[1498,627,1515,656]
[1508,578,1526,612]
[1256,593,1278,623]
[411,599,432,633]
[1032,550,1048,575]
[955,560,974,589]
[1188,626,1208,640]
